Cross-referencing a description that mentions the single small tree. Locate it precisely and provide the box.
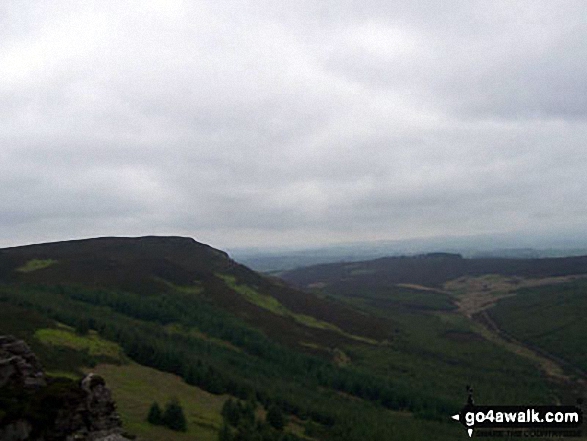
[218,422,233,441]
[162,398,187,432]
[147,401,163,425]
[74,318,90,335]
[266,406,285,431]
[240,400,256,425]
[234,419,256,441]
[222,398,240,427]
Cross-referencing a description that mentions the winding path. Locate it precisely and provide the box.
[445,275,587,397]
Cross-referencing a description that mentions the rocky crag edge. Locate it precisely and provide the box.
[0,335,130,441]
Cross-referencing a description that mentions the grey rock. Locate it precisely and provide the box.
[0,336,132,441]
[0,335,46,389]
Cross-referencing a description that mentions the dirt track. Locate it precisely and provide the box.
[443,275,587,395]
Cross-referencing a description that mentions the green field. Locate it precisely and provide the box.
[35,326,126,362]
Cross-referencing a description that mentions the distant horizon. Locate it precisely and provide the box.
[3,228,587,259]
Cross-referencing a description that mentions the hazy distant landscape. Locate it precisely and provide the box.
[230,231,587,272]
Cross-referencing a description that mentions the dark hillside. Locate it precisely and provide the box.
[488,278,587,373]
[0,236,232,290]
[0,236,394,347]
[281,253,587,288]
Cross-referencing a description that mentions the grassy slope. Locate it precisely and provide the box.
[16,259,58,273]
[87,363,226,441]
[0,237,395,351]
[35,326,126,361]
[0,302,118,377]
[218,273,377,344]
[0,285,470,441]
[0,300,223,440]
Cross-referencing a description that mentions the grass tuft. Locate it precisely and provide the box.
[16,259,58,273]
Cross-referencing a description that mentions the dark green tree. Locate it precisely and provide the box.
[240,399,256,424]
[147,401,163,425]
[222,398,241,427]
[266,406,285,431]
[162,398,187,432]
[218,422,234,441]
[256,421,279,441]
[74,318,90,335]
[234,419,257,441]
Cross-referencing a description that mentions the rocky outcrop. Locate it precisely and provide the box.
[0,336,129,441]
[0,336,46,390]
[47,372,126,441]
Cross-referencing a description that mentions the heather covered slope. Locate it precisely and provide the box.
[0,236,236,297]
[0,236,394,350]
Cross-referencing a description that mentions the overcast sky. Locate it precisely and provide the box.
[2,0,587,250]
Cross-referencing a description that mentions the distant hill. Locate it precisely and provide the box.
[229,231,587,272]
[0,236,233,291]
[0,236,394,349]
[280,252,587,289]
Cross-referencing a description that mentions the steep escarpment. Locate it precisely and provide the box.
[0,335,128,441]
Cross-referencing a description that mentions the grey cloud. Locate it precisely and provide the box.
[317,1,587,119]
[1,0,587,249]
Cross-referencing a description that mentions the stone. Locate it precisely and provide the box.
[0,335,45,389]
[0,336,131,441]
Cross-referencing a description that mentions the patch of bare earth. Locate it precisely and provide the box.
[395,283,450,294]
[445,274,587,318]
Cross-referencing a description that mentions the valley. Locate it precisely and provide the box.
[0,237,585,440]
